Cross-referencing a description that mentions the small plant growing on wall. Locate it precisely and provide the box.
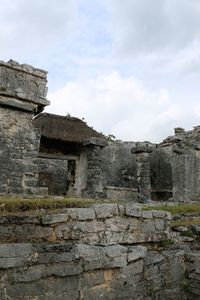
[107,134,116,142]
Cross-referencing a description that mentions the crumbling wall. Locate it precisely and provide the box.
[100,142,137,188]
[0,108,41,195]
[0,205,198,300]
[159,126,200,202]
[85,141,138,200]
[0,60,49,196]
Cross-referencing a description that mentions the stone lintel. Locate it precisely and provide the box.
[0,97,37,112]
[131,142,155,154]
[83,137,108,147]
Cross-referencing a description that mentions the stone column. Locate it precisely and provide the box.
[83,137,107,199]
[132,142,154,202]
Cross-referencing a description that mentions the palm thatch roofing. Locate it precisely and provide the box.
[33,113,104,143]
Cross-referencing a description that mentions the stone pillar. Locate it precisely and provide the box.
[83,137,108,198]
[0,60,49,196]
[132,142,154,202]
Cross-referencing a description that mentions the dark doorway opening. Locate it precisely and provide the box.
[150,150,173,201]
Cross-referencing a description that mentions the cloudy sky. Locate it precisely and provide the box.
[1,0,200,142]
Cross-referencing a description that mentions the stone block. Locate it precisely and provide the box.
[145,252,165,266]
[67,208,95,220]
[127,246,147,262]
[42,213,68,225]
[93,204,119,219]
[141,219,155,232]
[80,270,105,288]
[155,219,165,231]
[152,210,171,220]
[55,224,71,239]
[46,261,83,277]
[142,210,153,219]
[11,265,46,283]
[0,243,33,258]
[125,204,142,217]
[121,260,144,276]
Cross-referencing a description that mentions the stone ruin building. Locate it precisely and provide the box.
[1,60,200,300]
[1,59,200,202]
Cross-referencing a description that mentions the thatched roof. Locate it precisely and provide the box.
[33,113,104,143]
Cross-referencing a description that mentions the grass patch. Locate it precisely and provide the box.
[0,197,97,213]
[144,203,200,215]
[171,218,200,227]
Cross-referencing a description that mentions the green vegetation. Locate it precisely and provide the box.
[144,203,200,215]
[0,197,97,213]
[161,239,174,249]
[171,218,200,227]
[180,230,194,238]
[107,134,116,142]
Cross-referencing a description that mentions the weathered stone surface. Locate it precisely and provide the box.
[42,213,68,225]
[0,60,49,106]
[125,204,142,217]
[67,208,95,221]
[0,241,198,300]
[0,207,171,244]
[127,246,147,262]
[93,204,119,219]
[142,210,153,218]
[191,224,200,234]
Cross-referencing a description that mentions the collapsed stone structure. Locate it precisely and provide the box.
[1,59,200,203]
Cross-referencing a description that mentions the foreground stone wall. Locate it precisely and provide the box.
[0,204,199,299]
[0,204,170,244]
[0,243,187,300]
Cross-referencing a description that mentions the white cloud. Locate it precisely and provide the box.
[0,0,78,61]
[105,0,200,56]
[46,71,197,142]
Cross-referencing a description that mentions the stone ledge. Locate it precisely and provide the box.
[0,205,171,244]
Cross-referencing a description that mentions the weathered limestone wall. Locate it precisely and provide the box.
[38,158,68,195]
[0,244,187,300]
[0,60,49,196]
[86,141,138,200]
[186,252,200,299]
[0,60,48,111]
[0,204,171,244]
[150,149,173,201]
[0,108,41,195]
[159,126,200,202]
[0,205,198,300]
